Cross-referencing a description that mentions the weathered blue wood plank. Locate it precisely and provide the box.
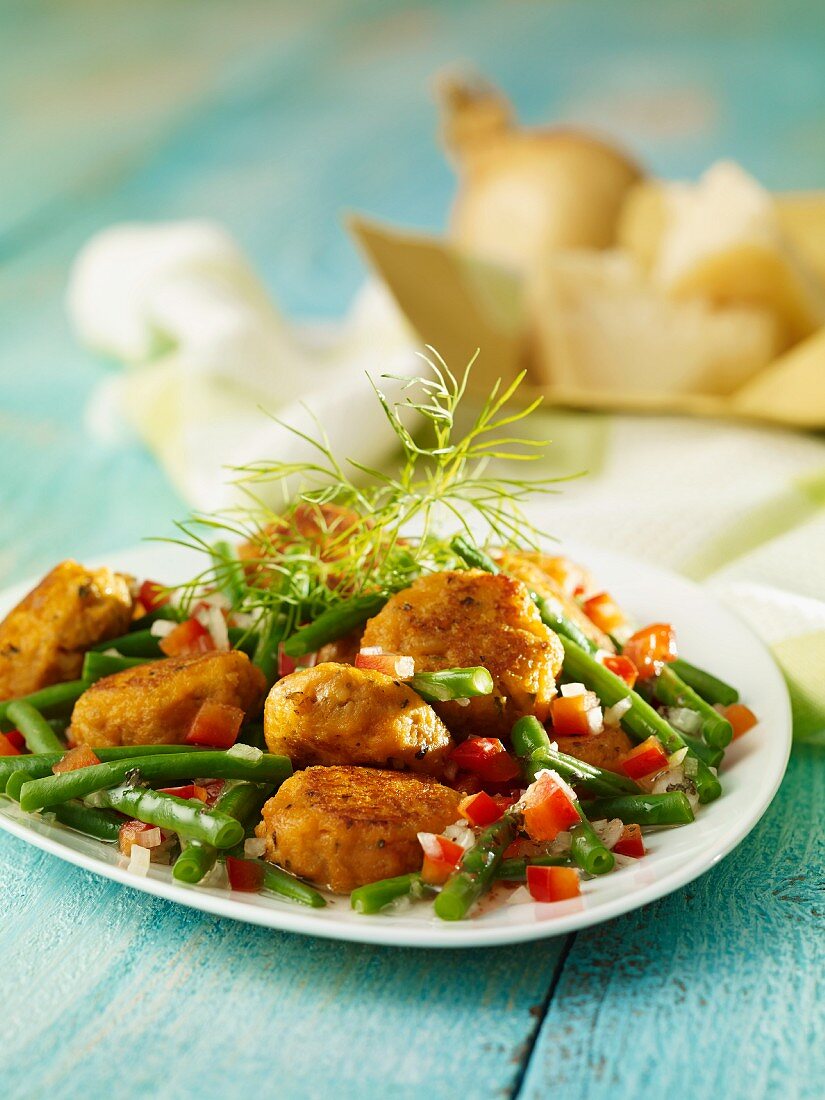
[0,830,567,1100]
[519,747,825,1100]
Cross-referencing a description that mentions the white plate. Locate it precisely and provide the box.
[0,541,791,948]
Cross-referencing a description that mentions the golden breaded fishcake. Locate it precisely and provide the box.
[554,725,635,774]
[70,650,266,747]
[264,662,453,774]
[361,570,563,739]
[256,765,461,893]
[0,560,133,699]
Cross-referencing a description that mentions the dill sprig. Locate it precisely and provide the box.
[163,351,567,642]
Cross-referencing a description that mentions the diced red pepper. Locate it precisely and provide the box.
[522,772,580,842]
[354,650,415,678]
[449,738,521,784]
[185,702,245,748]
[52,746,101,774]
[527,864,581,902]
[159,617,216,658]
[226,856,265,892]
[550,695,592,736]
[138,579,170,613]
[602,654,638,688]
[619,736,670,780]
[458,790,503,828]
[158,783,208,803]
[419,833,464,885]
[623,623,677,681]
[613,823,646,858]
[0,732,22,757]
[3,729,26,752]
[582,592,628,635]
[277,643,297,678]
[200,779,226,806]
[118,820,161,856]
[722,703,758,739]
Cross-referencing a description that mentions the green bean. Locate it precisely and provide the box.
[350,872,430,914]
[172,781,271,884]
[0,744,209,793]
[282,594,388,658]
[409,667,494,703]
[0,680,88,726]
[510,716,639,797]
[535,596,598,653]
[434,814,517,921]
[581,792,695,827]
[258,862,327,908]
[252,613,284,683]
[450,535,500,574]
[6,701,64,753]
[130,604,184,631]
[671,658,739,707]
[495,855,572,881]
[559,638,721,804]
[210,540,247,609]
[94,786,245,848]
[570,816,614,876]
[680,733,725,770]
[51,801,123,842]
[82,652,149,682]
[19,751,292,812]
[654,665,733,749]
[92,629,163,657]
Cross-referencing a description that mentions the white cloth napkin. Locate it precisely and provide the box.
[68,221,416,510]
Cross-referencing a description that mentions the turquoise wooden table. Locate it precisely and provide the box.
[0,3,823,1096]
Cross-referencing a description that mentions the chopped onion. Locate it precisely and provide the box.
[532,768,578,807]
[227,744,263,763]
[416,831,442,859]
[228,611,256,631]
[128,845,151,876]
[204,605,230,652]
[135,827,163,849]
[444,820,475,850]
[243,838,267,858]
[683,754,699,778]
[561,682,586,698]
[505,885,533,906]
[359,646,383,656]
[604,698,632,727]
[668,747,689,768]
[454,697,471,708]
[666,707,702,736]
[591,817,624,850]
[150,620,176,639]
[586,704,604,735]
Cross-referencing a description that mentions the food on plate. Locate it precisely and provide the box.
[362,569,563,738]
[436,71,642,277]
[263,662,453,773]
[0,368,754,922]
[0,561,133,699]
[256,765,462,893]
[69,650,266,748]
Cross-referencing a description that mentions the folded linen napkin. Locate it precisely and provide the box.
[68,220,415,510]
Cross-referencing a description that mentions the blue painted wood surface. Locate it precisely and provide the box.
[0,2,823,1097]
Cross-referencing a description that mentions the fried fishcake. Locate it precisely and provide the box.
[70,650,266,747]
[264,662,452,774]
[0,561,133,699]
[555,725,635,773]
[256,765,461,893]
[361,570,563,739]
[497,550,614,652]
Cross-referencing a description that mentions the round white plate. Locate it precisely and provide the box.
[0,541,792,948]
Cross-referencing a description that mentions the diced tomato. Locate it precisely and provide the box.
[582,592,628,635]
[550,695,591,736]
[419,833,464,885]
[522,772,580,842]
[449,738,521,784]
[4,729,26,752]
[613,823,646,858]
[226,856,265,892]
[458,790,503,828]
[354,650,415,678]
[602,654,638,688]
[0,732,22,757]
[158,783,208,803]
[619,736,669,780]
[623,623,677,681]
[277,643,297,678]
[159,617,215,658]
[53,746,101,774]
[118,820,162,856]
[138,579,170,613]
[200,779,226,806]
[527,864,581,902]
[185,702,245,748]
[722,703,758,739]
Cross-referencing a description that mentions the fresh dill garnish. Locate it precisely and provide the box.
[162,351,567,649]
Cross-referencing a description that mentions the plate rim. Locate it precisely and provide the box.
[0,541,793,948]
